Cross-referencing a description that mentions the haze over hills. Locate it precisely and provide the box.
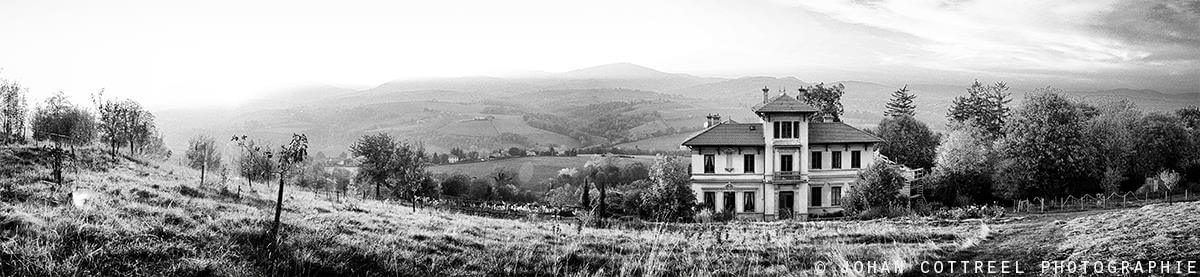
[156,63,1200,158]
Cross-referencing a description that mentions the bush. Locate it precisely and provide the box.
[843,160,906,218]
[932,205,1006,220]
[691,208,733,223]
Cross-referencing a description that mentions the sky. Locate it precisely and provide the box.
[0,0,1197,110]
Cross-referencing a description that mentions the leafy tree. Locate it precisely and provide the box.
[92,92,157,157]
[185,135,222,186]
[1131,113,1190,180]
[386,140,430,202]
[1084,100,1140,193]
[351,133,399,199]
[843,158,906,217]
[640,156,695,222]
[31,92,96,146]
[947,81,1012,137]
[349,132,430,201]
[926,123,998,206]
[799,83,845,121]
[507,147,525,157]
[0,78,29,143]
[884,85,916,118]
[993,88,1100,200]
[1177,106,1200,130]
[873,115,939,169]
[468,177,495,201]
[439,173,472,197]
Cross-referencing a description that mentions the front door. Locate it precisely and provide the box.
[778,191,794,219]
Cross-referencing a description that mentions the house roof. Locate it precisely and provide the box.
[681,121,882,146]
[808,122,884,144]
[681,123,764,146]
[752,93,820,113]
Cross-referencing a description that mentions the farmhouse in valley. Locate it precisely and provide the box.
[681,87,883,220]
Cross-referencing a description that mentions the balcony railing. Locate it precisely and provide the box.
[775,171,807,183]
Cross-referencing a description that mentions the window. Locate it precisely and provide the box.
[831,187,842,206]
[773,121,801,139]
[703,192,716,210]
[780,154,793,172]
[703,154,715,173]
[780,121,792,138]
[811,151,822,169]
[831,151,842,169]
[811,187,823,207]
[743,192,755,212]
[851,151,862,168]
[743,154,755,173]
[723,192,736,212]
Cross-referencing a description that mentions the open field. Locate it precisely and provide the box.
[2,146,989,276]
[613,133,694,151]
[427,155,656,192]
[938,201,1200,276]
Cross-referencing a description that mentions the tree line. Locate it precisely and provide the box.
[0,78,168,159]
[844,80,1200,217]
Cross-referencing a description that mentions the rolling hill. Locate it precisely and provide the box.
[154,63,1200,157]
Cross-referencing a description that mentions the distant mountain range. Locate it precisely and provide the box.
[155,63,1199,157]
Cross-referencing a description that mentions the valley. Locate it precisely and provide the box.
[155,63,1199,162]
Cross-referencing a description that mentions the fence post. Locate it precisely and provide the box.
[1040,198,1044,213]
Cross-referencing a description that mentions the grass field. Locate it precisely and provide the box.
[941,201,1200,276]
[427,155,655,192]
[1,146,989,276]
[613,133,694,151]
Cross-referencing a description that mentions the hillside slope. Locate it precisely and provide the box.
[1,146,984,276]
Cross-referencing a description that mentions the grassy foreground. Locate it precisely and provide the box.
[1,146,986,276]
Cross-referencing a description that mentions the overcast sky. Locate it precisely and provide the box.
[1,0,1197,109]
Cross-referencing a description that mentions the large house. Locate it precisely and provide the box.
[681,88,883,220]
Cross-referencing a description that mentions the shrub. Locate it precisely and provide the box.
[844,160,906,218]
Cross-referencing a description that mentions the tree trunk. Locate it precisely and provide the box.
[271,172,285,244]
[200,164,207,187]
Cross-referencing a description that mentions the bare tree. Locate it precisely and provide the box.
[235,134,308,244]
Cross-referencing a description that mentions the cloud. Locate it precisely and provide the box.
[1092,0,1200,61]
[794,0,1199,76]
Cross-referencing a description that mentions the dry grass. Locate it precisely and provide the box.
[1058,201,1200,261]
[0,146,985,276]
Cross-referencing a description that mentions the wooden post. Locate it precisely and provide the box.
[1040,198,1044,213]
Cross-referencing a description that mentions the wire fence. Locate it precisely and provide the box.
[1013,189,1194,214]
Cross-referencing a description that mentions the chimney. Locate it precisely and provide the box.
[797,88,808,99]
[762,86,770,104]
[818,113,835,123]
[704,113,723,128]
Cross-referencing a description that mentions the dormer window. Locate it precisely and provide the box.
[772,121,801,139]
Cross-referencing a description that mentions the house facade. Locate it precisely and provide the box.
[681,88,883,220]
